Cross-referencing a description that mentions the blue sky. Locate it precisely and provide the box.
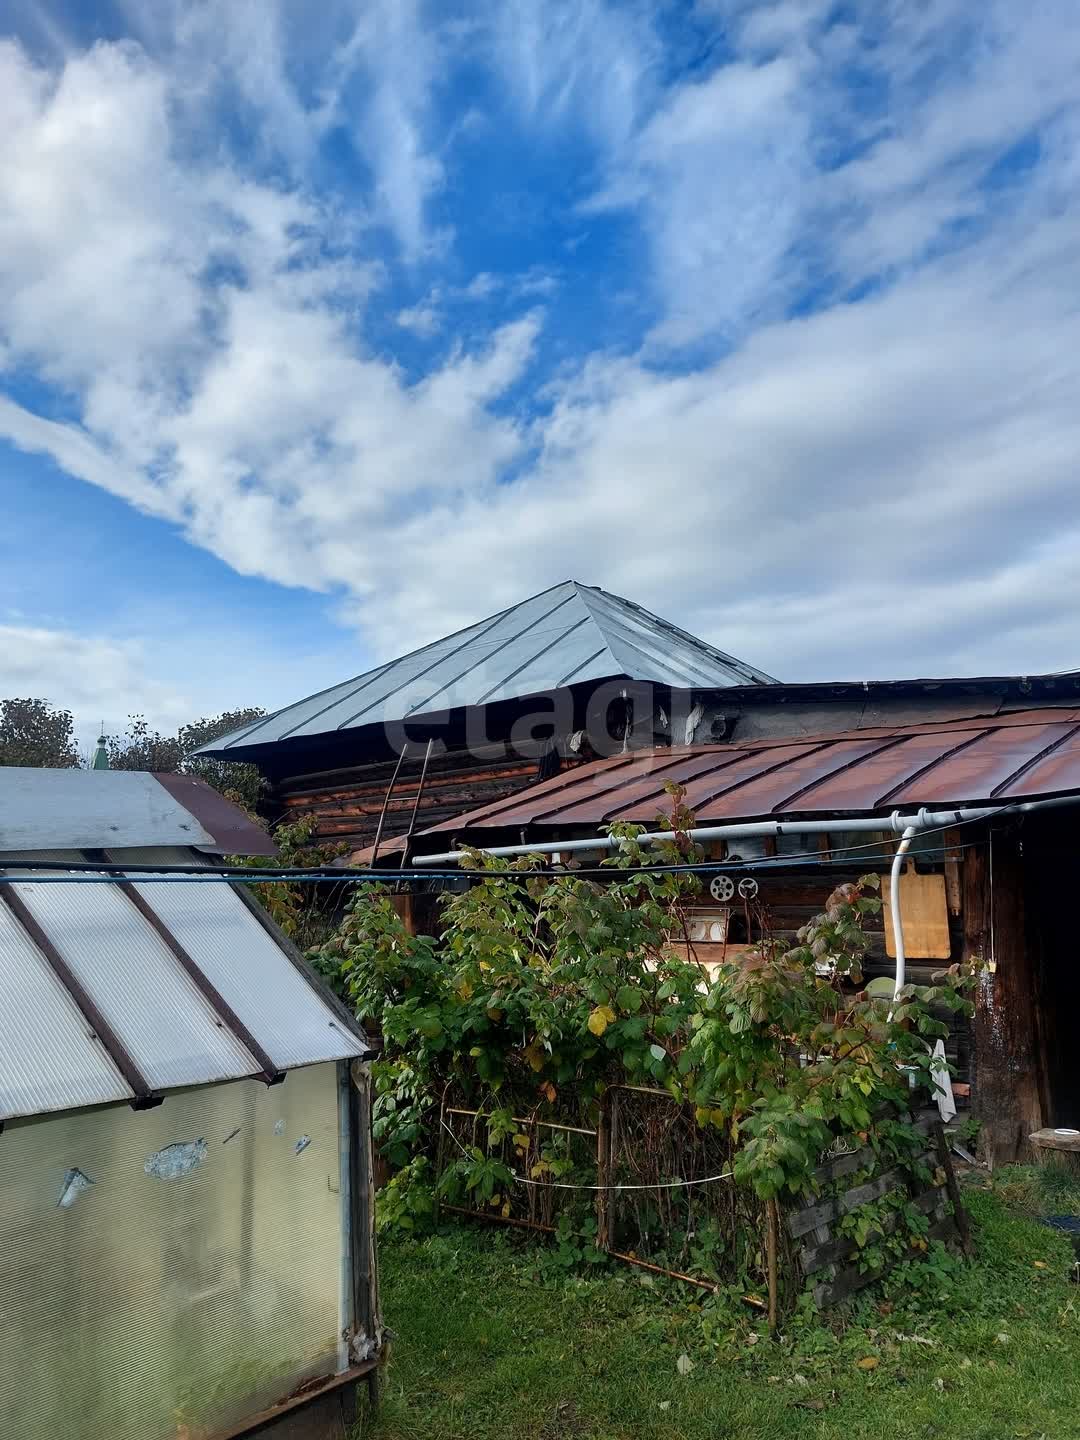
[2,1,1080,745]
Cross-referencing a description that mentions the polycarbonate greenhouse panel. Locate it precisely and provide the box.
[10,874,260,1091]
[129,876,369,1071]
[0,899,133,1121]
[0,1063,346,1440]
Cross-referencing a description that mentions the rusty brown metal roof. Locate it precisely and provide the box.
[420,708,1080,835]
[151,772,277,855]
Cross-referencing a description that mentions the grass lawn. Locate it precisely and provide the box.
[358,1184,1079,1440]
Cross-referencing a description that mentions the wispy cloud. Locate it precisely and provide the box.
[2,0,1080,736]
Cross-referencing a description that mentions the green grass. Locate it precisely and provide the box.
[357,1188,1079,1440]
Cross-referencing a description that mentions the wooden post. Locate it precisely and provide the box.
[348,1059,380,1412]
[595,1090,612,1253]
[766,1198,779,1335]
[932,1118,974,1255]
[968,827,1044,1166]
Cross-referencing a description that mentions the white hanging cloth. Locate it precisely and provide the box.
[931,1038,956,1123]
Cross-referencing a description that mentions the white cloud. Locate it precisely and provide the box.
[0,36,539,601]
[0,622,189,750]
[0,616,362,752]
[321,0,448,258]
[3,4,1080,720]
[396,302,442,337]
[330,207,1080,678]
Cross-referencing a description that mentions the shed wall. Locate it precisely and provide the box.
[278,742,555,857]
[0,1063,346,1440]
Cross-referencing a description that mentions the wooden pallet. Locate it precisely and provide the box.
[786,1110,971,1307]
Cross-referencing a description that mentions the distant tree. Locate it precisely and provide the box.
[0,698,80,768]
[107,708,268,812]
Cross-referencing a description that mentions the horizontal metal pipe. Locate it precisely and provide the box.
[411,793,1080,866]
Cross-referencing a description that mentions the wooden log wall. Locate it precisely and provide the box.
[274,743,560,857]
[968,826,1047,1165]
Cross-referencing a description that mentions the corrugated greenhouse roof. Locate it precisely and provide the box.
[0,841,369,1124]
[417,706,1080,837]
[198,581,778,755]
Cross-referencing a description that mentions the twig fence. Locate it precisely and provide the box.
[436,1089,969,1318]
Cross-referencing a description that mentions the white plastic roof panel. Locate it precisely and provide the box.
[0,900,134,1121]
[10,875,260,1092]
[128,877,367,1071]
[0,770,216,852]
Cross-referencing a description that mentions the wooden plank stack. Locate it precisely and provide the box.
[786,1110,969,1307]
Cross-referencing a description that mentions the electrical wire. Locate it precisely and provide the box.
[0,805,1002,884]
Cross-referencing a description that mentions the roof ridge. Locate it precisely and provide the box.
[575,582,779,685]
[569,582,626,675]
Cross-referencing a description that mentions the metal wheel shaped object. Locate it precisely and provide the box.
[737,877,759,900]
[709,875,735,902]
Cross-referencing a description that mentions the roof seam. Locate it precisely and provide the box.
[988,721,1080,797]
[556,645,611,687]
[89,851,277,1082]
[0,879,156,1103]
[208,588,575,750]
[331,602,516,730]
[472,751,647,827]
[582,584,778,684]
[403,590,581,717]
[771,735,916,811]
[873,729,991,805]
[680,741,842,815]
[475,615,593,704]
[597,748,759,823]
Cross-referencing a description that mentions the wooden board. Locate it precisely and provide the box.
[664,942,754,980]
[882,864,951,959]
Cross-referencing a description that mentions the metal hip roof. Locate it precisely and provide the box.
[197,580,777,756]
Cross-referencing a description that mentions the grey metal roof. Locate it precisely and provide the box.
[0,843,369,1124]
[0,768,276,855]
[200,581,778,755]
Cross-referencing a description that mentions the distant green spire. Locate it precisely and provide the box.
[91,733,109,770]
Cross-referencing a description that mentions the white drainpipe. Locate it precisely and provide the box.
[411,794,1080,999]
[411,796,1079,867]
[890,824,919,1000]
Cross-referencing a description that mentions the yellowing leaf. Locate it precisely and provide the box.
[524,1040,546,1072]
[588,1004,617,1037]
[856,1356,879,1371]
